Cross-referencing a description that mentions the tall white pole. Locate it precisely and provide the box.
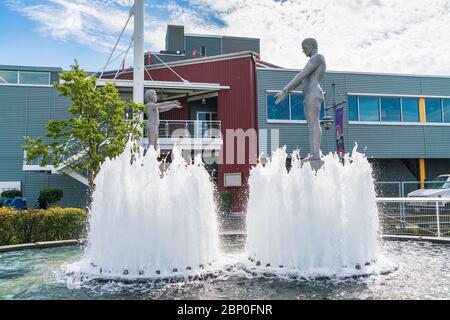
[133,0,145,104]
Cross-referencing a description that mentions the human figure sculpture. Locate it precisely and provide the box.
[144,89,182,149]
[275,38,326,161]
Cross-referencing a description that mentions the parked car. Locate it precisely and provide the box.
[407,174,450,206]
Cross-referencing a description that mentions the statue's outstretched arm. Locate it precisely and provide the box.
[158,101,182,112]
[275,56,321,104]
[145,101,181,113]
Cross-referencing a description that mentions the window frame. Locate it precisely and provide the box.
[0,70,52,87]
[0,70,19,84]
[424,97,443,123]
[347,93,450,126]
[18,71,51,86]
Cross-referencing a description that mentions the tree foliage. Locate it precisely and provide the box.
[22,61,144,192]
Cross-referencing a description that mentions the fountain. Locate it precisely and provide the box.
[78,143,220,278]
[246,147,380,272]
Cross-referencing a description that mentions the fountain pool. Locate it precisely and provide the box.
[2,146,448,300]
[0,238,449,300]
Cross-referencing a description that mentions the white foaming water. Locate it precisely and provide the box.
[80,143,219,278]
[246,147,380,271]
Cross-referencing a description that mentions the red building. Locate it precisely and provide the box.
[102,51,275,211]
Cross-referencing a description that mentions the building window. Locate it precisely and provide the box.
[267,92,324,121]
[443,99,450,123]
[0,70,18,84]
[290,94,305,120]
[425,98,442,123]
[348,96,358,121]
[267,93,290,120]
[380,97,401,122]
[201,46,207,57]
[401,98,420,122]
[359,96,380,121]
[349,95,423,123]
[19,71,50,85]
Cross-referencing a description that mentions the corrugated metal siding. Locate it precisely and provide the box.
[222,37,260,55]
[420,77,450,96]
[423,126,450,158]
[0,84,87,208]
[257,69,450,159]
[346,125,426,158]
[345,74,422,95]
[185,36,222,57]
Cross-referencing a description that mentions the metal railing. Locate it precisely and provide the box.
[143,120,222,139]
[375,180,450,198]
[377,197,450,238]
[23,137,85,167]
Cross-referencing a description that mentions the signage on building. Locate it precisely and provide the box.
[0,181,21,192]
[224,173,242,187]
[335,107,345,156]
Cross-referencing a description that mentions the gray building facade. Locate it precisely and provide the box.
[256,67,450,184]
[0,65,88,207]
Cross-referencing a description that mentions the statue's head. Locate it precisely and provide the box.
[144,89,157,103]
[301,38,318,57]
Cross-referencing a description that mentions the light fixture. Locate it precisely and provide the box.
[320,115,334,130]
[201,98,206,105]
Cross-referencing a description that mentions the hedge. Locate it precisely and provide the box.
[0,207,88,246]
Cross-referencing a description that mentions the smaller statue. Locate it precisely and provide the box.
[144,89,182,149]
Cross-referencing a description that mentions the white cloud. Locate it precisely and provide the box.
[7,0,450,75]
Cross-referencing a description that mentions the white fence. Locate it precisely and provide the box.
[374,181,448,198]
[377,197,450,238]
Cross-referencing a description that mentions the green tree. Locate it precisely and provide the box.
[22,62,144,195]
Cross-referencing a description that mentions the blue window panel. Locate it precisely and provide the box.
[359,96,379,121]
[402,98,420,122]
[348,96,358,121]
[443,99,450,123]
[267,93,289,120]
[290,94,305,120]
[19,71,50,85]
[0,70,18,84]
[425,98,442,123]
[320,104,325,119]
[380,97,401,122]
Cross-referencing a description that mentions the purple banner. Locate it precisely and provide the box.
[335,107,345,155]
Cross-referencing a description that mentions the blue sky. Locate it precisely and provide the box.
[0,3,106,70]
[1,0,450,75]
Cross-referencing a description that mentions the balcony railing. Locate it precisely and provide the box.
[143,120,222,139]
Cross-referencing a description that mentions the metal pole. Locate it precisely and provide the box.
[133,0,145,105]
[435,201,442,237]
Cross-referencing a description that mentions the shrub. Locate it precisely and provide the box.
[0,207,88,245]
[1,190,23,198]
[217,191,233,213]
[37,188,64,209]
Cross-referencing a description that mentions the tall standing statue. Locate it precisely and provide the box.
[275,38,326,161]
[144,89,182,149]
